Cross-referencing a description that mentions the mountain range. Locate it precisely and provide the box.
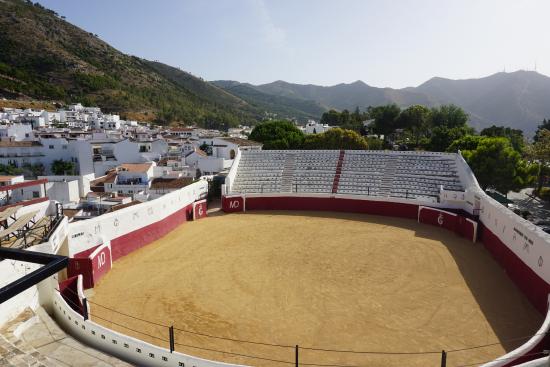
[1,0,549,135]
[213,71,550,136]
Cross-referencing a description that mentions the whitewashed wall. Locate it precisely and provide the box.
[0,258,41,326]
[0,232,64,327]
[477,188,550,285]
[480,296,550,367]
[67,180,208,256]
[224,149,241,192]
[53,277,246,367]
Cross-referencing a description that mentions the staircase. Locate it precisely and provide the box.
[281,153,296,193]
[332,150,346,194]
[0,307,131,367]
[378,156,399,197]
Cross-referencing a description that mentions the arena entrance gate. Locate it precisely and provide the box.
[417,206,478,242]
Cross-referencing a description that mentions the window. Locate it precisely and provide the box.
[32,191,39,198]
[62,145,68,150]
[49,145,54,149]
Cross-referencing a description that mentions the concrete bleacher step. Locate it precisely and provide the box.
[332,150,345,194]
[378,156,399,197]
[0,307,131,367]
[281,153,296,192]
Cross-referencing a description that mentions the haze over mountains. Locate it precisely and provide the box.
[214,70,550,136]
[0,0,549,135]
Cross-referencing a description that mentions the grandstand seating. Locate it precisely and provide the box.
[230,151,286,193]
[230,150,465,200]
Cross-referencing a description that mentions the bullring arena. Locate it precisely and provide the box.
[1,149,550,367]
[90,211,542,367]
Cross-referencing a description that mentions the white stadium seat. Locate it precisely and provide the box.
[230,150,465,199]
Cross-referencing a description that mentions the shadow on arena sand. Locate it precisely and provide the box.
[248,210,543,353]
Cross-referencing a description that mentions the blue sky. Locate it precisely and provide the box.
[40,0,550,88]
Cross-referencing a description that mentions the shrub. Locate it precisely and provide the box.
[539,187,550,201]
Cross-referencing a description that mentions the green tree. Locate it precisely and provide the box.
[0,163,23,176]
[367,104,401,136]
[460,137,529,194]
[480,125,525,152]
[428,125,475,152]
[430,104,469,128]
[534,119,550,142]
[397,105,431,146]
[351,107,362,123]
[302,128,368,150]
[525,129,550,193]
[446,134,483,152]
[199,142,212,156]
[51,160,76,175]
[249,120,304,150]
[320,110,341,126]
[365,137,383,150]
[340,109,351,126]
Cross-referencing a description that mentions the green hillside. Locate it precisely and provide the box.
[213,80,328,121]
[0,0,257,128]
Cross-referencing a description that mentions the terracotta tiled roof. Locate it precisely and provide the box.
[90,171,117,190]
[118,163,153,173]
[0,176,17,182]
[150,177,193,190]
[109,200,142,212]
[169,127,194,132]
[220,137,262,146]
[0,140,42,147]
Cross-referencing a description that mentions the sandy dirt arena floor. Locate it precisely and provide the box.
[90,211,543,367]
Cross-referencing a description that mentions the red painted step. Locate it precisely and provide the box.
[332,150,346,193]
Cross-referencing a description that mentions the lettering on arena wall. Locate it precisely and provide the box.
[96,252,107,269]
[197,204,204,217]
[229,200,240,209]
[514,227,534,244]
[437,213,444,226]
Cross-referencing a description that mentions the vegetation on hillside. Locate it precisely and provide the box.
[213,81,328,122]
[0,0,259,129]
